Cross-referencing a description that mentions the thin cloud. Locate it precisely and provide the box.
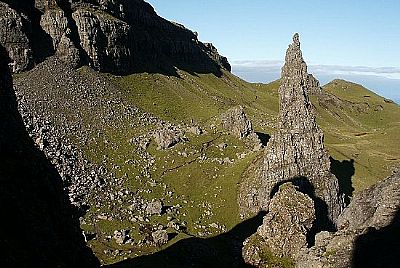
[231,60,400,80]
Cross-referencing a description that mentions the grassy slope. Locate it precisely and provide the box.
[16,66,398,265]
[317,79,400,190]
[88,71,399,264]
[113,72,399,193]
[88,71,398,263]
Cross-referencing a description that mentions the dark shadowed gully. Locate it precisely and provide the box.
[0,44,98,268]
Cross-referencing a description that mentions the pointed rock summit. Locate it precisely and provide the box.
[239,33,344,227]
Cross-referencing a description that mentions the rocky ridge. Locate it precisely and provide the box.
[297,169,400,268]
[0,0,230,75]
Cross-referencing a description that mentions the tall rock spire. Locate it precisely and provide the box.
[239,33,343,227]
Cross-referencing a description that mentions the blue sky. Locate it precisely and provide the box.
[147,0,400,102]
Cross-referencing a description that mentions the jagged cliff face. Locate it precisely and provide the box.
[239,34,343,227]
[0,3,33,72]
[0,0,231,74]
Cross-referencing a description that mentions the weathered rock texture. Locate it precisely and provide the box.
[336,168,400,231]
[0,2,33,72]
[0,0,230,74]
[0,44,98,268]
[220,106,253,139]
[296,169,400,268]
[239,34,343,228]
[153,127,185,150]
[257,183,315,257]
[243,183,316,266]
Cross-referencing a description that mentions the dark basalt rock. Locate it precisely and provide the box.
[0,2,33,72]
[0,0,231,75]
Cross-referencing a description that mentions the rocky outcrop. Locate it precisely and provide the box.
[243,183,315,266]
[153,127,185,150]
[72,8,132,72]
[336,168,400,231]
[152,229,169,246]
[0,2,33,72]
[39,5,81,66]
[257,183,315,257]
[306,73,323,94]
[296,169,400,268]
[239,34,343,228]
[220,106,253,139]
[0,0,230,74]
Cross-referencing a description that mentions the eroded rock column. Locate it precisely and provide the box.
[239,33,343,227]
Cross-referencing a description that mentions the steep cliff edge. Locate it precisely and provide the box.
[0,0,230,75]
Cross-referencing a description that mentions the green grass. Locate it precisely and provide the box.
[15,66,399,265]
[112,72,399,192]
[87,71,398,264]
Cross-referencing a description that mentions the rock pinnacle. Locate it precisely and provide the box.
[239,34,344,227]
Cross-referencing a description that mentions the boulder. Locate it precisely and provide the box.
[145,200,163,215]
[220,106,253,139]
[257,183,315,257]
[243,183,315,266]
[151,229,168,246]
[153,128,183,150]
[113,229,129,245]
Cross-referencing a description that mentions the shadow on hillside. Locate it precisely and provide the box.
[255,132,271,146]
[353,209,400,268]
[105,212,266,268]
[0,45,98,267]
[329,157,355,205]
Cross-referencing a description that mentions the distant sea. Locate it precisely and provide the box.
[232,64,400,105]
